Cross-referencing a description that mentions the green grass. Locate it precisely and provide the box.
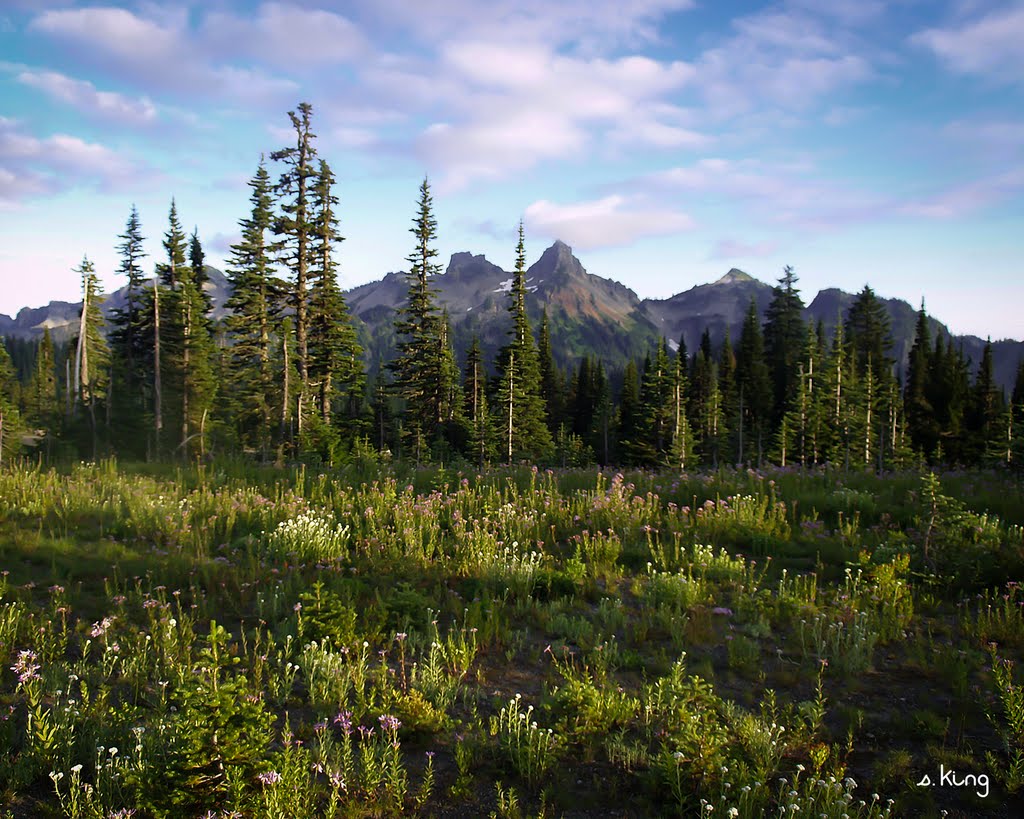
[0,459,1022,817]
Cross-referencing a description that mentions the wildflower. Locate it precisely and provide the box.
[12,649,41,684]
[257,770,282,785]
[379,714,402,732]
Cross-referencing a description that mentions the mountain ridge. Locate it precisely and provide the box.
[2,243,1020,390]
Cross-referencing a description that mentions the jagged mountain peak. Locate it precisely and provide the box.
[715,268,755,285]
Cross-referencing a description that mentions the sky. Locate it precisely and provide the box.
[0,0,1022,340]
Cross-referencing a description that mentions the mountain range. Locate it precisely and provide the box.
[2,240,1020,390]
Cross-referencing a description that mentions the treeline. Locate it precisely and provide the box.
[2,103,1023,471]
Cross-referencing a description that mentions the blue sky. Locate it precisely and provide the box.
[0,0,1022,339]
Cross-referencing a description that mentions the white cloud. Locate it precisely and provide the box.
[0,116,153,203]
[709,238,778,260]
[899,167,1024,219]
[16,69,157,126]
[693,6,873,119]
[28,5,297,105]
[361,0,696,51]
[407,44,701,190]
[911,5,1024,80]
[201,3,366,68]
[524,195,694,250]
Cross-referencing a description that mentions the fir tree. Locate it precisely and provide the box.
[763,265,807,427]
[905,301,936,458]
[495,222,552,461]
[667,341,694,472]
[189,227,213,317]
[271,102,318,432]
[736,299,771,465]
[0,341,23,464]
[108,204,148,430]
[390,177,445,463]
[307,159,364,434]
[718,332,738,463]
[26,328,58,434]
[617,358,643,465]
[463,337,495,467]
[537,308,563,434]
[225,158,280,457]
[968,338,1004,464]
[73,256,110,459]
[845,285,894,384]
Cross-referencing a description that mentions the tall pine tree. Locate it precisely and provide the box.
[763,266,807,427]
[390,177,445,463]
[272,102,318,433]
[225,158,281,457]
[495,222,551,462]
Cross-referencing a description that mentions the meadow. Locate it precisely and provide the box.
[1,458,1022,818]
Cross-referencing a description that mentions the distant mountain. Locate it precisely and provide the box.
[2,246,1021,390]
[0,267,232,346]
[346,239,661,374]
[642,269,774,354]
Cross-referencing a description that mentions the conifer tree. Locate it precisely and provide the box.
[537,308,563,433]
[639,338,673,460]
[463,336,495,467]
[0,341,23,464]
[272,102,318,432]
[845,286,894,383]
[667,341,694,472]
[156,201,216,458]
[437,308,463,458]
[617,358,642,464]
[109,204,148,445]
[718,332,738,463]
[496,222,552,462]
[73,256,110,458]
[736,299,771,465]
[905,301,936,458]
[307,159,364,434]
[189,227,213,317]
[26,328,58,434]
[391,177,444,463]
[763,265,807,426]
[818,319,856,467]
[968,339,1004,463]
[225,158,280,457]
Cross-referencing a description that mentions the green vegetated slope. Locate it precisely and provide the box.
[1,460,1023,818]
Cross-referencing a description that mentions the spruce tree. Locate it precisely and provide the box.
[763,266,807,427]
[736,299,771,465]
[307,159,364,436]
[967,339,1003,464]
[225,158,280,458]
[0,341,23,464]
[73,256,110,459]
[108,204,148,446]
[463,336,495,468]
[718,332,738,463]
[667,341,694,472]
[390,177,444,463]
[537,308,563,434]
[845,285,894,384]
[495,222,551,462]
[272,102,318,433]
[26,328,58,434]
[905,301,936,458]
[617,358,642,465]
[189,227,213,317]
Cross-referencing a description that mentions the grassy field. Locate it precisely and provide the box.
[1,458,1023,818]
